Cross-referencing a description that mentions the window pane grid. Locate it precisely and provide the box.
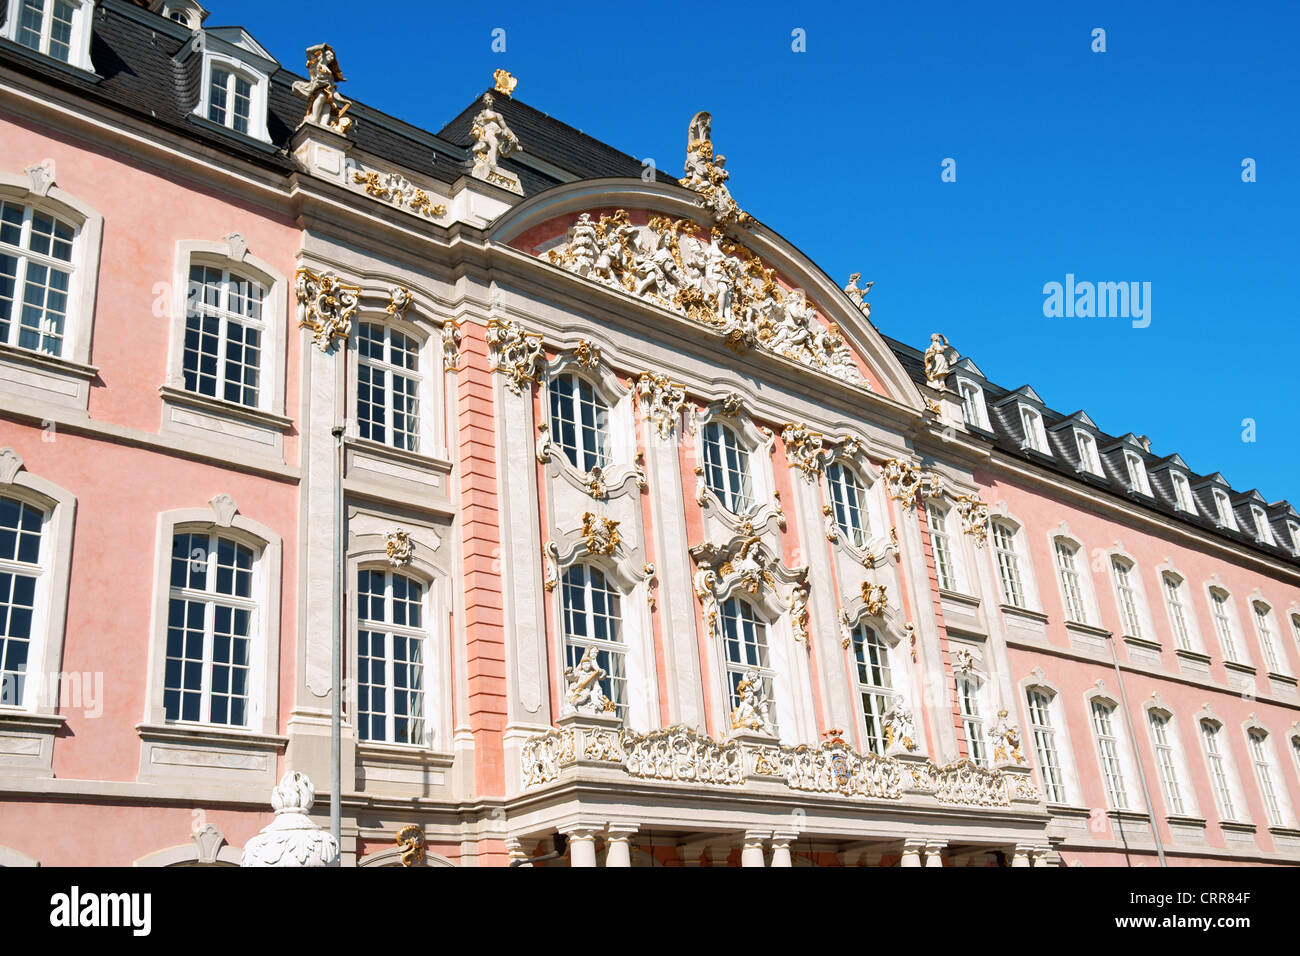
[1253,605,1279,673]
[1248,732,1283,827]
[1210,592,1239,661]
[561,564,626,722]
[549,374,606,473]
[826,462,868,548]
[722,598,775,734]
[356,569,428,745]
[0,202,74,357]
[1112,560,1143,638]
[0,496,43,708]
[1149,713,1186,816]
[1026,690,1066,803]
[1201,722,1237,820]
[1055,541,1086,622]
[703,422,754,514]
[1163,575,1192,651]
[957,676,986,767]
[852,624,893,754]
[358,323,421,452]
[183,264,264,408]
[164,532,256,727]
[1091,701,1129,809]
[992,522,1025,607]
[927,504,956,591]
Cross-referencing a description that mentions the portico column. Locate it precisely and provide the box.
[923,840,946,868]
[605,825,637,867]
[563,827,600,868]
[741,830,770,867]
[900,839,926,867]
[1011,844,1033,868]
[1031,845,1053,868]
[770,832,796,867]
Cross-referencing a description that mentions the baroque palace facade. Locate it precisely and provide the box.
[1,0,1299,867]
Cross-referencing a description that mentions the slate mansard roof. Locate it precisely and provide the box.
[3,0,1296,569]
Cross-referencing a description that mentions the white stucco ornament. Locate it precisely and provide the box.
[564,645,616,716]
[730,669,774,735]
[923,333,958,389]
[241,771,339,867]
[680,110,752,228]
[292,44,353,135]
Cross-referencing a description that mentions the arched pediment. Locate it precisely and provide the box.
[487,179,922,411]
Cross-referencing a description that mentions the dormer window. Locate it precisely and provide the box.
[1250,505,1274,546]
[1019,406,1048,454]
[3,0,96,72]
[161,1,205,29]
[1288,521,1300,555]
[186,27,276,145]
[1170,471,1195,513]
[1212,489,1236,530]
[958,380,989,430]
[1124,451,1152,496]
[1075,430,1101,475]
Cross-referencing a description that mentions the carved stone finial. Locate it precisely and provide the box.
[881,458,942,509]
[493,68,517,96]
[861,581,888,617]
[386,286,413,319]
[296,268,361,352]
[241,771,340,867]
[781,423,830,481]
[291,43,353,135]
[952,493,990,548]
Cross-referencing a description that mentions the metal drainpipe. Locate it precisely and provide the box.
[1105,632,1166,867]
[330,424,344,860]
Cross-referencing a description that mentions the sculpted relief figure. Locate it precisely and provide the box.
[730,669,774,735]
[923,332,958,389]
[843,272,874,318]
[564,645,616,717]
[680,110,752,227]
[470,92,523,192]
[292,44,353,135]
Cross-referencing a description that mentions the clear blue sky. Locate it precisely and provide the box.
[218,0,1298,501]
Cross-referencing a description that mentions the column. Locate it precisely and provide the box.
[923,840,946,868]
[770,831,796,867]
[563,827,600,868]
[1031,845,1053,868]
[900,838,926,867]
[1011,844,1033,868]
[605,825,637,867]
[741,830,770,867]
[505,836,530,866]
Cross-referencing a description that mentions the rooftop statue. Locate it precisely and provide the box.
[292,44,353,135]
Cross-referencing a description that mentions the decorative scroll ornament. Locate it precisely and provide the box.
[880,457,942,509]
[635,372,690,439]
[442,320,462,371]
[789,580,810,644]
[913,759,1011,808]
[470,92,523,194]
[585,465,608,500]
[292,44,353,135]
[546,211,865,386]
[988,709,1026,765]
[781,423,830,481]
[644,562,658,611]
[564,645,616,716]
[783,738,904,799]
[861,581,888,617]
[953,493,990,547]
[241,772,340,867]
[25,161,54,197]
[296,268,361,352]
[691,537,807,641]
[839,609,854,649]
[581,512,621,556]
[843,272,873,319]
[623,725,744,786]
[350,166,446,218]
[904,621,917,661]
[824,504,840,543]
[542,541,559,592]
[395,825,425,866]
[486,318,544,393]
[493,68,517,96]
[883,702,918,752]
[680,111,753,228]
[952,647,976,675]
[535,423,555,463]
[572,338,601,370]
[923,333,958,389]
[387,286,413,319]
[730,669,774,735]
[385,529,413,568]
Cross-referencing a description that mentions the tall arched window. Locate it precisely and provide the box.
[851,623,893,754]
[1247,729,1284,827]
[1025,688,1066,803]
[1208,589,1241,662]
[957,674,987,767]
[165,531,259,726]
[1148,710,1187,816]
[826,462,868,548]
[991,520,1026,608]
[560,564,626,721]
[720,597,775,733]
[357,321,421,452]
[1162,573,1193,651]
[1111,557,1144,638]
[356,568,428,745]
[1054,538,1088,623]
[1251,602,1282,674]
[1200,719,1238,821]
[702,421,753,514]
[184,263,265,408]
[0,495,44,708]
[1090,699,1130,809]
[927,502,959,591]
[549,373,608,473]
[0,199,75,357]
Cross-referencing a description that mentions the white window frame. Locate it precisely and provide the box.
[720,595,778,736]
[1206,585,1248,666]
[1052,535,1092,625]
[547,371,609,474]
[1250,505,1275,546]
[355,565,433,747]
[0,448,74,717]
[1250,599,1286,676]
[2,0,96,72]
[356,319,425,454]
[1170,471,1196,514]
[144,498,281,736]
[164,239,287,419]
[990,517,1035,610]
[191,47,272,144]
[1287,521,1300,556]
[956,671,989,767]
[1160,570,1199,653]
[1018,405,1049,455]
[1123,451,1152,496]
[849,621,896,755]
[957,378,990,431]
[1024,685,1072,804]
[1087,695,1140,811]
[1108,553,1153,641]
[1145,706,1196,818]
[825,459,871,550]
[1245,726,1292,828]
[0,170,103,396]
[1074,429,1102,476]
[1212,489,1237,531]
[1198,717,1244,823]
[559,562,629,724]
[701,419,756,515]
[926,500,962,593]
